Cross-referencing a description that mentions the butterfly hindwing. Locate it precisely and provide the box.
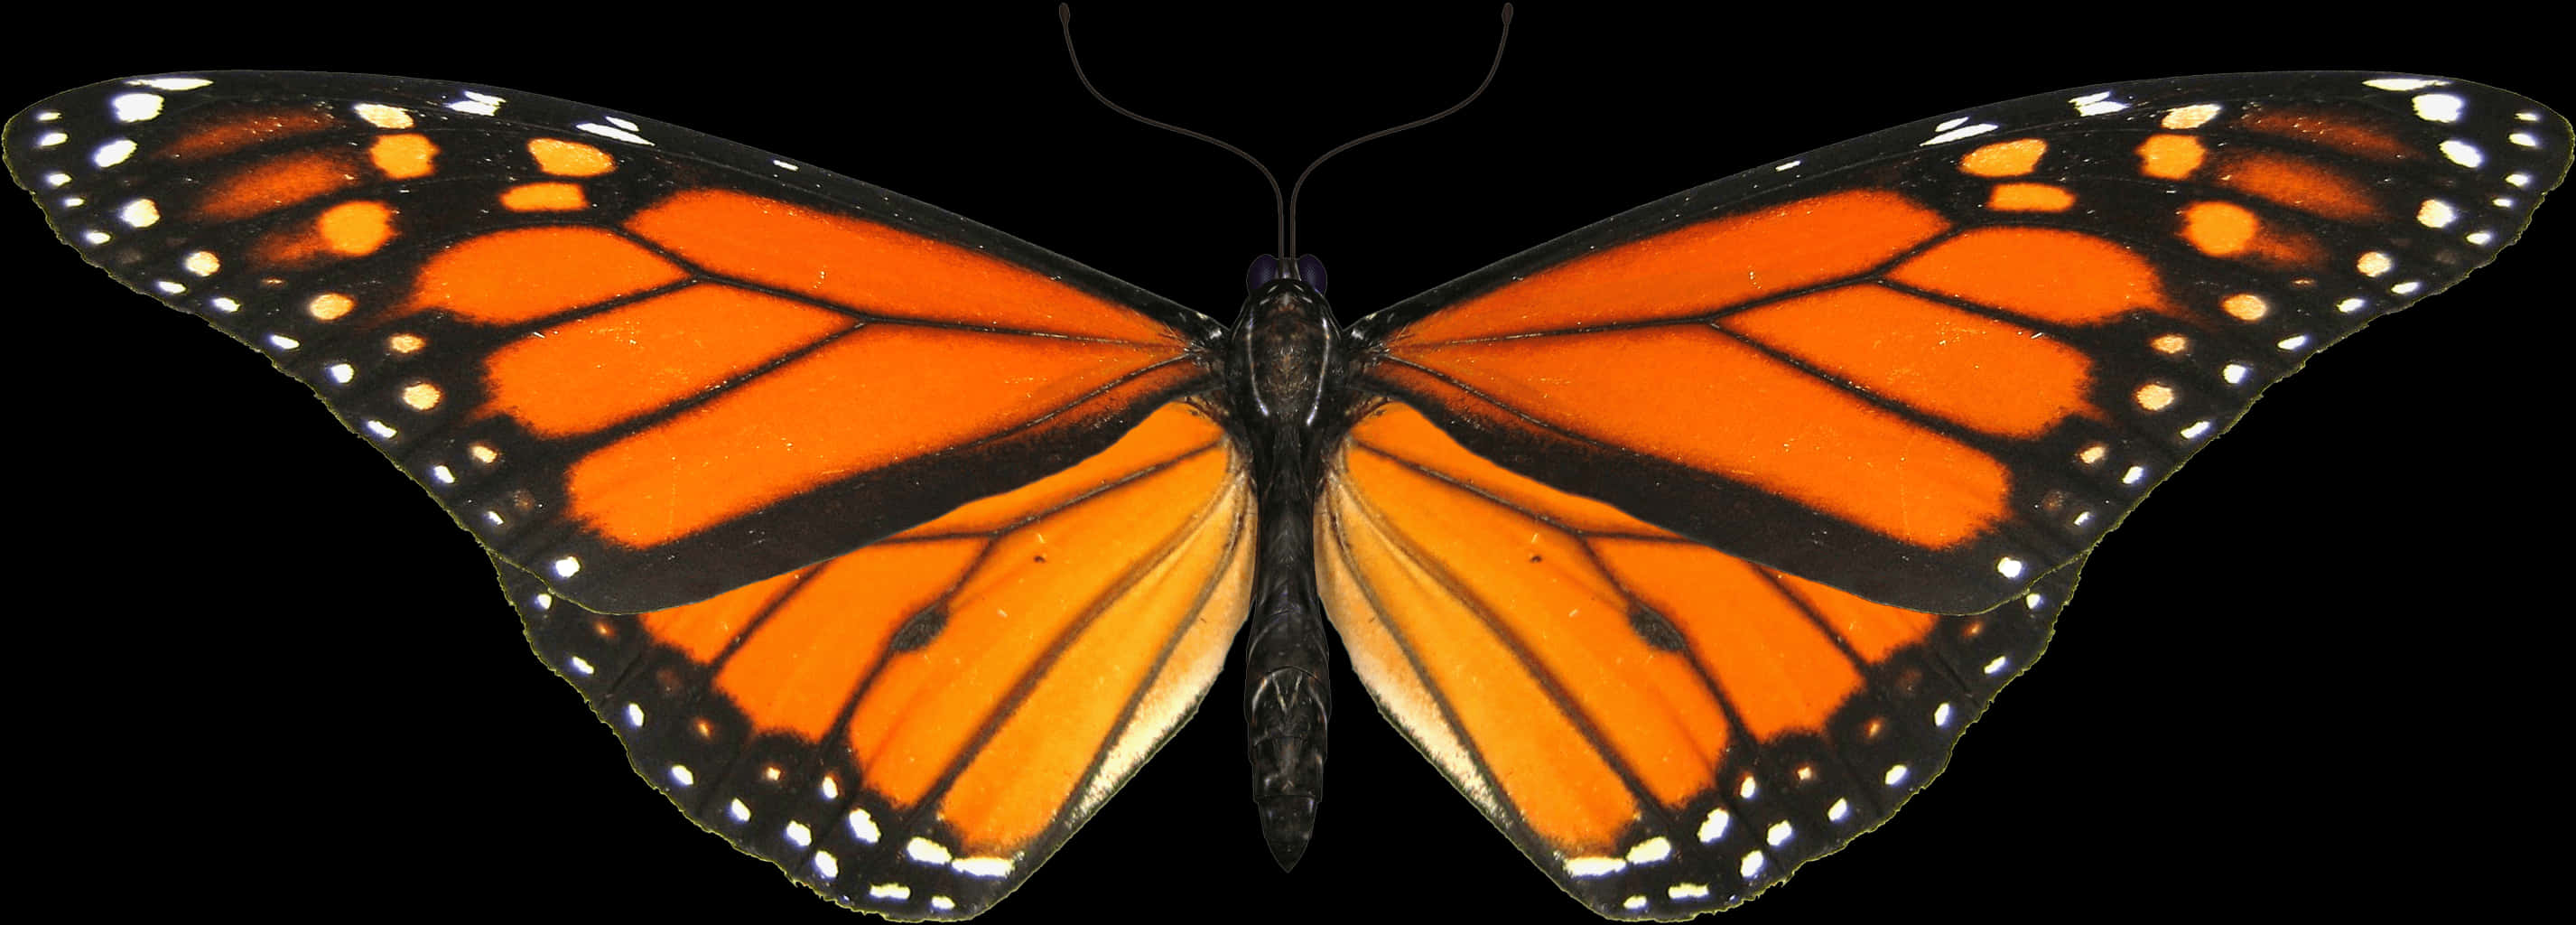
[499,400,1254,918]
[1316,399,2078,916]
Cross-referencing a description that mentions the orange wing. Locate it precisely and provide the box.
[1353,74,2569,617]
[1319,399,2073,915]
[1326,72,2566,918]
[6,71,1250,919]
[503,400,1253,916]
[8,71,1222,615]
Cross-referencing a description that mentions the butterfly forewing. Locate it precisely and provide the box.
[1351,72,2568,616]
[4,71,1227,615]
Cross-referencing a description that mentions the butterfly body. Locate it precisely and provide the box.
[9,57,2562,923]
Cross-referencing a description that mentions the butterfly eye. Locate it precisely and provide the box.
[1245,254,1329,293]
[1297,253,1329,294]
[1246,254,1288,292]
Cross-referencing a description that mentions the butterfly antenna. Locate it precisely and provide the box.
[1060,5,1289,257]
[1286,5,1514,257]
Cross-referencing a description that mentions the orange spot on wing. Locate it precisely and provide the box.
[316,201,393,256]
[254,200,395,266]
[367,133,436,179]
[2237,105,2416,161]
[499,182,589,211]
[305,293,355,321]
[627,190,1181,345]
[1960,138,2047,176]
[1720,285,2095,437]
[410,227,689,323]
[2181,201,2259,256]
[2216,152,2381,220]
[159,107,338,161]
[529,137,616,176]
[1392,190,1952,344]
[195,149,361,221]
[1987,182,2073,212]
[2136,134,2207,180]
[2222,293,2270,321]
[1888,227,2171,324]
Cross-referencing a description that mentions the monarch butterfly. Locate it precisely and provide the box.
[13,7,2563,921]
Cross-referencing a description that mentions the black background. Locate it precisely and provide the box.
[11,5,2562,920]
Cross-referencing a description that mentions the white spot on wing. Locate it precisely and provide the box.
[1626,836,1673,864]
[109,93,164,123]
[2411,93,2465,123]
[578,122,654,145]
[447,89,506,116]
[906,837,953,865]
[128,77,212,90]
[1921,121,2000,145]
[2070,90,2128,117]
[1565,855,1626,877]
[846,808,879,843]
[353,103,414,129]
[1698,808,1732,843]
[2441,140,2484,167]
